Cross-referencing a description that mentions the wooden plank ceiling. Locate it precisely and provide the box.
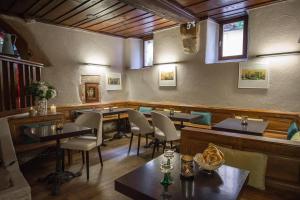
[0,0,284,38]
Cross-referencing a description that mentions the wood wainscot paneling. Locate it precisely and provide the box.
[180,127,300,195]
[126,101,300,136]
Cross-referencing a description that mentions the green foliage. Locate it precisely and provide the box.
[26,81,57,100]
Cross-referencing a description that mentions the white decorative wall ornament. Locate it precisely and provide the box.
[106,72,122,90]
[180,22,200,54]
[159,65,176,87]
[238,60,270,89]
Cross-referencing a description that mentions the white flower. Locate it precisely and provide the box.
[50,89,57,98]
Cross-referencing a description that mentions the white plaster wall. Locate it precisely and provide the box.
[124,38,143,69]
[126,1,300,112]
[0,15,128,106]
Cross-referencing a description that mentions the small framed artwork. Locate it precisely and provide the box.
[159,65,176,87]
[85,83,99,103]
[106,72,122,90]
[238,61,269,89]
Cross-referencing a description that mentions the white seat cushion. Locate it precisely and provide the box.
[155,129,166,141]
[78,135,97,140]
[131,126,140,135]
[155,129,181,142]
[60,138,97,151]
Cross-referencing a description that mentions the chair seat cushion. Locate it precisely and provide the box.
[131,126,140,135]
[155,129,180,141]
[61,138,97,151]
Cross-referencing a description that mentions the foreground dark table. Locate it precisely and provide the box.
[115,153,249,200]
[23,123,92,195]
[212,118,269,136]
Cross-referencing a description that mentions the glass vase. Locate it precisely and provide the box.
[36,98,48,115]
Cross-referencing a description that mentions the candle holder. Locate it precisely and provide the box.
[160,150,175,186]
[241,116,248,126]
[169,109,175,116]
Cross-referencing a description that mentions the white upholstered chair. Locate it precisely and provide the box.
[151,111,181,158]
[61,112,103,180]
[0,117,31,200]
[127,109,154,156]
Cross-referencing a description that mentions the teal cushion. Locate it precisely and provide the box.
[139,107,153,113]
[287,122,298,140]
[191,111,212,126]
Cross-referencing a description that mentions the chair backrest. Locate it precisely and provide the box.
[128,109,153,134]
[0,117,18,169]
[151,111,178,141]
[75,112,103,146]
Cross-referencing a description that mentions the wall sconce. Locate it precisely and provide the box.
[256,51,300,58]
[80,62,110,67]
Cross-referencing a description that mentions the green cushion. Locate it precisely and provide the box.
[291,131,300,142]
[191,111,212,126]
[139,107,153,113]
[287,122,298,140]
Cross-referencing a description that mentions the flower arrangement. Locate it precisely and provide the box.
[26,81,57,100]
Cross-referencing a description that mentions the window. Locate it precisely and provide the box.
[219,16,248,60]
[143,39,153,67]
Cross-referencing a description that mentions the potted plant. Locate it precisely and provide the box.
[26,81,57,115]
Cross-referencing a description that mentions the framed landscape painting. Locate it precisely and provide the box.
[159,65,176,87]
[106,72,122,90]
[238,61,269,89]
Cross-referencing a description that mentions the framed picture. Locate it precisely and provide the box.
[85,83,99,103]
[238,61,269,89]
[106,73,122,90]
[159,65,176,87]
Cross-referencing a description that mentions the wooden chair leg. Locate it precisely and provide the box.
[152,139,157,158]
[82,151,85,165]
[156,140,160,152]
[170,141,173,148]
[137,134,141,156]
[62,149,65,172]
[97,146,103,167]
[146,135,148,146]
[128,133,133,155]
[86,151,89,181]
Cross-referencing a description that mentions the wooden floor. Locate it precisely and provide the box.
[21,135,296,200]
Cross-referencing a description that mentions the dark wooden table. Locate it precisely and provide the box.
[74,108,129,140]
[143,110,202,128]
[23,123,92,195]
[212,118,269,136]
[115,153,249,200]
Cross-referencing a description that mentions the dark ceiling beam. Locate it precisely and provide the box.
[118,0,198,23]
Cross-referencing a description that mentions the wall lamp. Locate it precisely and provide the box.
[80,62,110,67]
[256,51,300,58]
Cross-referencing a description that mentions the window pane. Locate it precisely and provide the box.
[222,20,244,57]
[144,40,153,66]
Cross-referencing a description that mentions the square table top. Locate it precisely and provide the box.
[74,108,129,116]
[23,123,92,142]
[143,110,202,122]
[115,153,249,200]
[212,118,269,136]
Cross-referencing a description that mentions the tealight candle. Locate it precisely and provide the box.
[50,104,56,113]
